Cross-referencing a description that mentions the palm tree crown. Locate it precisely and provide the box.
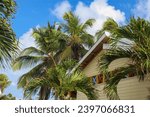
[61,11,95,60]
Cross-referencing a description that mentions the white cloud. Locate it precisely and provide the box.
[132,0,150,19]
[11,82,17,86]
[52,0,71,19]
[19,28,37,49]
[52,0,125,35]
[74,0,125,35]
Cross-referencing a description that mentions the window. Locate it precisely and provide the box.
[91,74,104,85]
[92,76,97,85]
[97,74,103,84]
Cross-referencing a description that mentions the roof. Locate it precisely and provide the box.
[71,33,109,73]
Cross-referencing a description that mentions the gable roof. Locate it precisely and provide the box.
[71,33,109,73]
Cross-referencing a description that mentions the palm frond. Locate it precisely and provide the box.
[19,47,45,56]
[12,55,44,70]
[17,62,48,88]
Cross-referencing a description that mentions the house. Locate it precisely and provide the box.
[75,33,150,100]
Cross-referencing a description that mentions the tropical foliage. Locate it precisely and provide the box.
[0,74,11,93]
[98,17,150,99]
[0,0,18,68]
[11,10,99,100]
[12,23,66,99]
[24,60,97,100]
[0,74,16,100]
[1,1,148,101]
[61,11,95,60]
[0,0,16,18]
[0,93,16,100]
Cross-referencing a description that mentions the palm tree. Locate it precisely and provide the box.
[0,0,18,68]
[96,18,118,40]
[0,74,11,95]
[61,11,95,61]
[98,17,150,99]
[12,23,66,99]
[24,60,97,100]
[0,74,16,100]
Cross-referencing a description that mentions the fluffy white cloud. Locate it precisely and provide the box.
[52,0,125,35]
[19,28,36,49]
[75,0,125,35]
[52,0,71,19]
[132,0,150,19]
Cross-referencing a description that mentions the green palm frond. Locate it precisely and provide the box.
[82,19,95,30]
[0,93,15,100]
[0,74,11,92]
[104,65,136,99]
[24,78,51,99]
[98,17,150,99]
[62,11,95,60]
[0,0,16,18]
[19,47,45,56]
[98,48,133,72]
[70,71,97,100]
[0,18,18,68]
[96,18,118,39]
[17,62,48,88]
[12,55,44,70]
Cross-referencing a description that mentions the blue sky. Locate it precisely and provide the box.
[3,0,150,99]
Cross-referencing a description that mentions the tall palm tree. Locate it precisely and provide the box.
[24,60,97,100]
[0,0,18,68]
[61,11,95,61]
[98,17,150,99]
[12,23,66,99]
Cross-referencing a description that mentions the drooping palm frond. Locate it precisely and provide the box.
[12,55,44,70]
[23,77,51,100]
[98,47,133,73]
[104,66,136,99]
[96,18,118,39]
[0,18,18,68]
[82,19,95,30]
[17,62,48,88]
[0,0,18,68]
[19,47,45,56]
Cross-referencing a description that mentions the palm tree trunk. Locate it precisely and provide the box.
[72,45,79,61]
